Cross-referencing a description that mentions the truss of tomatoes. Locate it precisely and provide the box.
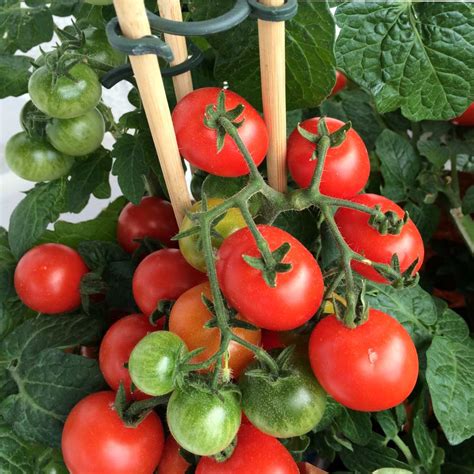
[13,85,425,474]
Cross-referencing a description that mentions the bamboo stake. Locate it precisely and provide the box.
[113,0,191,224]
[157,0,194,102]
[258,0,287,193]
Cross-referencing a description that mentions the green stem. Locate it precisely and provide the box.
[309,135,331,195]
[393,435,416,466]
[231,333,279,376]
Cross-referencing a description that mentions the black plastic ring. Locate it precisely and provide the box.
[248,0,298,22]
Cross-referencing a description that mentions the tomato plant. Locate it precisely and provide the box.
[62,391,164,474]
[6,132,74,182]
[45,108,105,157]
[216,225,324,331]
[309,309,419,411]
[287,117,370,198]
[117,196,179,253]
[132,249,207,316]
[167,385,241,456]
[14,243,88,314]
[196,424,299,474]
[172,87,269,177]
[169,281,261,377]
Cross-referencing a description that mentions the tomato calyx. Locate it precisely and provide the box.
[368,205,410,235]
[149,298,175,328]
[243,346,296,381]
[114,383,169,428]
[131,236,167,262]
[212,434,238,463]
[20,101,48,138]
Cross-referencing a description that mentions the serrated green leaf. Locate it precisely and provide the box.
[404,202,440,242]
[337,408,372,446]
[462,186,474,215]
[336,2,474,121]
[77,241,128,273]
[66,149,112,213]
[375,130,421,202]
[189,0,336,110]
[0,314,105,446]
[413,410,440,471]
[0,298,35,341]
[0,54,32,98]
[375,411,400,440]
[8,179,67,259]
[434,306,470,343]
[426,335,474,445]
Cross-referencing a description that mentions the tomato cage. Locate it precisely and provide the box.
[102,0,298,224]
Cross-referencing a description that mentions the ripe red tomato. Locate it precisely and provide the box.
[309,309,419,411]
[216,225,324,331]
[196,424,299,474]
[287,117,370,198]
[452,102,474,126]
[117,196,179,253]
[334,194,424,283]
[331,71,347,95]
[62,391,164,474]
[169,282,261,377]
[172,87,269,177]
[157,436,191,474]
[99,313,158,399]
[14,243,88,314]
[132,249,207,316]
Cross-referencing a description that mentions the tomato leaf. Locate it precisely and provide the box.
[375,130,421,203]
[336,2,474,121]
[0,2,54,54]
[404,202,440,242]
[375,411,400,440]
[336,408,373,446]
[39,197,126,248]
[426,335,474,445]
[8,178,67,259]
[433,304,470,343]
[462,186,474,215]
[0,228,16,304]
[0,55,32,98]
[0,314,105,446]
[412,409,444,472]
[188,0,336,110]
[66,148,112,214]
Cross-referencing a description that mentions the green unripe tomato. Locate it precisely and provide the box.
[239,354,327,438]
[167,385,241,456]
[6,132,74,182]
[29,63,102,119]
[179,197,246,272]
[81,28,126,74]
[46,108,105,157]
[128,331,186,396]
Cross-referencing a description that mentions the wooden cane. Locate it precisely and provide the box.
[157,0,194,102]
[258,0,287,193]
[113,0,192,224]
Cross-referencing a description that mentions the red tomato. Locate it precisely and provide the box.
[309,309,418,411]
[62,391,164,474]
[216,225,324,331]
[261,330,285,351]
[117,196,179,253]
[196,424,299,474]
[172,87,269,177]
[287,117,370,198]
[14,243,88,314]
[99,314,158,399]
[169,282,261,377]
[132,249,207,316]
[452,102,474,126]
[334,194,424,283]
[331,71,347,95]
[157,436,191,474]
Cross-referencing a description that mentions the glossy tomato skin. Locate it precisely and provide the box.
[167,385,241,456]
[240,355,326,438]
[335,194,424,283]
[62,391,164,474]
[196,424,299,474]
[46,108,105,157]
[117,197,179,253]
[6,132,74,182]
[173,87,269,177]
[216,225,324,331]
[128,331,186,396]
[157,436,191,474]
[29,63,102,119]
[309,309,419,411]
[14,243,88,314]
[452,102,474,126]
[287,117,370,198]
[132,249,207,316]
[179,198,246,272]
[99,313,157,399]
[169,282,261,377]
[331,71,347,95]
